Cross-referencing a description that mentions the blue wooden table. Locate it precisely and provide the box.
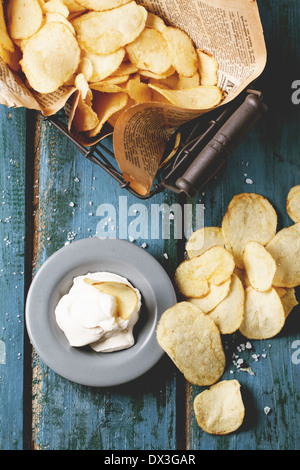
[0,0,299,451]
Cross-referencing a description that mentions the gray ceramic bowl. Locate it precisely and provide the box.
[25,237,176,387]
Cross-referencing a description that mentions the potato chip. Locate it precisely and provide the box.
[193,380,245,435]
[208,274,244,334]
[266,222,300,287]
[72,2,147,55]
[286,185,300,223]
[156,301,225,386]
[239,286,285,339]
[148,84,223,110]
[186,226,225,259]
[0,0,15,52]
[42,0,69,17]
[6,0,43,40]
[197,49,219,86]
[162,27,198,77]
[107,96,135,128]
[175,245,235,298]
[148,73,179,90]
[243,241,276,292]
[43,12,76,34]
[73,0,130,12]
[234,266,250,289]
[0,42,21,71]
[187,277,231,314]
[111,61,138,77]
[83,48,125,83]
[73,73,99,131]
[280,288,298,319]
[62,0,86,13]
[126,74,152,103]
[21,22,80,93]
[145,12,166,33]
[139,67,175,80]
[126,28,172,76]
[77,57,93,81]
[221,193,278,268]
[177,72,200,89]
[88,90,128,137]
[90,81,124,93]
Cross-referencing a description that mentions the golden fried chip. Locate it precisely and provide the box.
[286,185,300,223]
[148,84,223,110]
[221,193,278,268]
[208,274,244,334]
[73,73,99,132]
[126,74,152,103]
[187,277,231,314]
[0,0,15,52]
[43,12,76,34]
[139,67,175,80]
[266,222,300,287]
[175,245,235,298]
[234,266,250,289]
[6,0,43,40]
[77,57,93,81]
[177,72,200,89]
[73,0,130,11]
[111,61,138,77]
[156,302,225,386]
[126,28,172,76]
[20,22,80,93]
[162,26,198,77]
[239,286,285,339]
[145,12,166,33]
[83,48,125,82]
[280,288,299,319]
[243,241,276,292]
[42,0,69,17]
[72,2,147,55]
[186,226,225,259]
[88,90,128,137]
[193,380,245,435]
[62,0,86,12]
[0,42,21,71]
[197,49,219,86]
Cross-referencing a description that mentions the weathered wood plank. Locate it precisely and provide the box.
[0,106,27,449]
[185,0,300,449]
[30,117,184,450]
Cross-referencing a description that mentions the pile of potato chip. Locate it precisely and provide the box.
[0,0,223,137]
[157,188,300,434]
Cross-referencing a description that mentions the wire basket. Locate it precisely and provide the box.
[45,88,267,199]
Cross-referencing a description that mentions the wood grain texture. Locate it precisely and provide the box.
[0,106,27,449]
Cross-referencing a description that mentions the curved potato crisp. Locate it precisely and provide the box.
[221,193,278,268]
[126,28,172,76]
[84,48,125,82]
[286,185,300,223]
[187,277,231,314]
[72,2,147,55]
[73,0,130,11]
[266,222,300,287]
[149,84,223,110]
[239,286,285,339]
[197,49,219,86]
[280,288,299,319]
[186,226,225,259]
[194,380,245,435]
[156,302,225,386]
[162,27,198,77]
[88,91,128,137]
[21,22,80,93]
[175,245,235,298]
[6,0,43,40]
[243,241,276,292]
[208,274,244,334]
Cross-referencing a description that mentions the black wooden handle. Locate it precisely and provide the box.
[175,93,268,197]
